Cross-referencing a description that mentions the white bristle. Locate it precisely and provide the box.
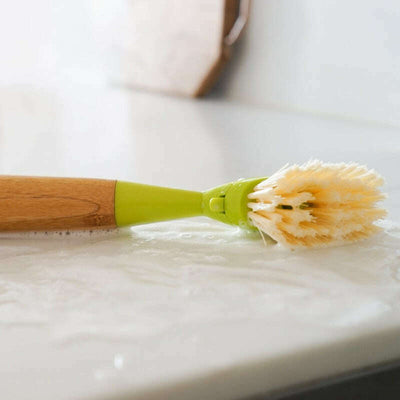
[248,160,387,248]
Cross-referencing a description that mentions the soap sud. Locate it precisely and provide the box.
[204,255,226,263]
[0,228,119,240]
[113,354,124,370]
[331,300,392,327]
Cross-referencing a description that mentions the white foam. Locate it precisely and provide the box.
[0,228,119,240]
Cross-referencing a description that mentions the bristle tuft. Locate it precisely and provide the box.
[248,160,387,248]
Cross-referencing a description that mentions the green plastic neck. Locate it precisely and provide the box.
[115,181,203,227]
[114,177,267,229]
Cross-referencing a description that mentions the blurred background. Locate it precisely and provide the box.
[0,0,399,214]
[1,0,400,121]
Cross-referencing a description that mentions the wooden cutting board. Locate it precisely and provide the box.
[107,0,240,97]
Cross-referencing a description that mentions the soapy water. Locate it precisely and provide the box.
[0,228,118,239]
[0,217,399,343]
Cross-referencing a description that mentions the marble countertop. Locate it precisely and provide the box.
[0,83,400,400]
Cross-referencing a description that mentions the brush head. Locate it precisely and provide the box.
[248,160,387,248]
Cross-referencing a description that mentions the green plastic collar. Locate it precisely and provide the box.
[202,177,267,230]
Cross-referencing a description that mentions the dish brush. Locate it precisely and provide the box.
[0,160,386,248]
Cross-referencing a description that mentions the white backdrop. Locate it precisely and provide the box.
[219,0,400,127]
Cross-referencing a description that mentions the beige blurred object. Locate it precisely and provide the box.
[109,0,249,97]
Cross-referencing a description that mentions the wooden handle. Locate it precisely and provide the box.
[0,176,116,232]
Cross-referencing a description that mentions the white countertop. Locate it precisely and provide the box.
[1,83,400,400]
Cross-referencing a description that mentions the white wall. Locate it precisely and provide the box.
[219,0,400,127]
[1,0,400,128]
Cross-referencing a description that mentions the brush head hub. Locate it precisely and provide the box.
[203,177,266,230]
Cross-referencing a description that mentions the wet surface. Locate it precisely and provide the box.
[1,219,400,342]
[0,217,399,399]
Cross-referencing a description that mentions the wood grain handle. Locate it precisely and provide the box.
[0,176,116,232]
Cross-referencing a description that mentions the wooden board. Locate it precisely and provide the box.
[105,0,239,97]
